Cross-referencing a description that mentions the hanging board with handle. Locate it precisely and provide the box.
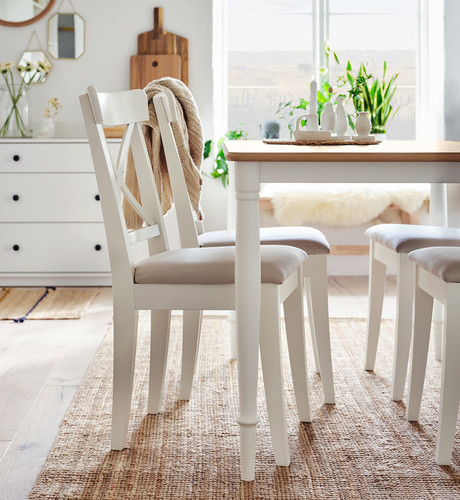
[130,6,188,89]
[130,54,182,90]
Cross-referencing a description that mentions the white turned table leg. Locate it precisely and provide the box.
[235,161,261,481]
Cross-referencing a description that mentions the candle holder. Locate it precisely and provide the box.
[294,114,333,141]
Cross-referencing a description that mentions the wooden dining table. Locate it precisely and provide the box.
[222,139,460,481]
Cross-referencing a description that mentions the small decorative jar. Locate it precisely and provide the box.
[38,117,56,137]
[335,96,349,138]
[355,111,372,137]
[320,102,335,132]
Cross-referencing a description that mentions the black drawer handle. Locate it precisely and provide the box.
[95,194,100,201]
[12,194,20,201]
[12,244,20,251]
[152,60,158,67]
[94,244,102,251]
[13,155,20,162]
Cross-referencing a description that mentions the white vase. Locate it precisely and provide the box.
[335,96,348,137]
[355,111,372,137]
[38,117,56,137]
[320,102,335,132]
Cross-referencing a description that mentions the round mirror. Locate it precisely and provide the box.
[48,13,85,59]
[0,0,56,27]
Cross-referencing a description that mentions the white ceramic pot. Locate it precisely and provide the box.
[335,96,348,137]
[355,111,372,137]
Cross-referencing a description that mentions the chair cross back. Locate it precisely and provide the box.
[80,86,169,284]
[153,89,200,249]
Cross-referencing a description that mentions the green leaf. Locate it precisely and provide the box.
[203,139,212,160]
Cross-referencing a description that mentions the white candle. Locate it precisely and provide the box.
[310,79,317,115]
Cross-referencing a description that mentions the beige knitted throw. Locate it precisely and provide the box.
[123,78,203,229]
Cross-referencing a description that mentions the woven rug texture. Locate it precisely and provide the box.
[0,287,100,320]
[29,315,460,499]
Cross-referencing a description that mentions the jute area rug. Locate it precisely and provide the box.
[0,287,100,321]
[29,315,460,499]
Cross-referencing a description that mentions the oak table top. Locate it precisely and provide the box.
[223,140,460,163]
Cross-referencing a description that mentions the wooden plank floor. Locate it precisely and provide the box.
[0,277,397,500]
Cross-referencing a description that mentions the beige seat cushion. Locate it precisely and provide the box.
[409,246,460,283]
[198,227,330,255]
[135,245,306,285]
[366,224,460,253]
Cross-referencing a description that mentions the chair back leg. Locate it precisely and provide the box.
[179,310,203,400]
[365,240,387,371]
[307,255,335,404]
[259,286,290,466]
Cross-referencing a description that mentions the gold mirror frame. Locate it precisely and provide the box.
[0,0,56,27]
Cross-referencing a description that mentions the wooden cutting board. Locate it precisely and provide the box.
[130,54,182,90]
[131,6,188,88]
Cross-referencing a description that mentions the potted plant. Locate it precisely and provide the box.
[344,60,399,135]
[204,129,247,188]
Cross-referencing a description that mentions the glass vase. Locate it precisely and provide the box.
[0,84,33,138]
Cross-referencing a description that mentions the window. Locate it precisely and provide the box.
[227,0,420,139]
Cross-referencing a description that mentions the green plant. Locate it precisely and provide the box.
[204,129,247,188]
[344,60,399,134]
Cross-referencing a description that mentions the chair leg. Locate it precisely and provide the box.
[391,256,415,401]
[179,310,203,400]
[283,270,311,423]
[147,310,171,414]
[305,275,321,375]
[436,288,460,465]
[111,304,139,450]
[308,255,335,404]
[406,284,433,421]
[259,286,290,466]
[365,241,387,371]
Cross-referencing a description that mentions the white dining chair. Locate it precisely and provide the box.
[406,246,460,465]
[364,224,460,401]
[80,85,311,481]
[153,87,335,405]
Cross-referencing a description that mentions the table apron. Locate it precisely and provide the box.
[250,161,460,184]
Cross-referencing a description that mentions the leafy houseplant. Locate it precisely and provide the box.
[205,129,247,188]
[344,61,399,134]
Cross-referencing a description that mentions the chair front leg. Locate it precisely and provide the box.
[111,301,139,450]
[406,282,433,422]
[436,286,460,465]
[392,255,415,401]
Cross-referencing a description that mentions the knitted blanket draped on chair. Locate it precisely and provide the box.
[124,77,203,229]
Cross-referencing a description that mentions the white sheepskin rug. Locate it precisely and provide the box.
[263,183,430,227]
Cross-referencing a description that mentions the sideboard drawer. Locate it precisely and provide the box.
[0,173,103,222]
[0,143,96,173]
[0,223,110,273]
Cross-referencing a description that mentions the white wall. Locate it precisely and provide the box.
[0,0,227,230]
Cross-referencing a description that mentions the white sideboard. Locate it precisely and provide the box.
[0,138,118,286]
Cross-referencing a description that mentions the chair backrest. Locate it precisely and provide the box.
[80,86,169,287]
[153,89,201,249]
